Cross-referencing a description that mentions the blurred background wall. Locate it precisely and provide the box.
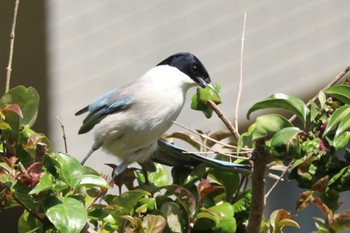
[1,0,350,232]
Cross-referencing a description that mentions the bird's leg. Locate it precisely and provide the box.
[81,143,101,165]
[111,161,130,181]
[80,148,94,165]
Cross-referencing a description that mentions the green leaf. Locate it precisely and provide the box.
[247,93,309,123]
[56,152,97,187]
[209,168,240,201]
[335,111,350,137]
[164,184,196,217]
[333,131,350,150]
[44,197,87,233]
[18,211,43,233]
[194,202,236,233]
[142,215,167,233]
[0,120,11,130]
[232,189,251,215]
[78,174,110,188]
[237,124,255,150]
[29,173,54,195]
[323,105,350,136]
[252,114,293,140]
[147,163,169,187]
[325,85,350,104]
[183,163,208,186]
[159,202,187,233]
[107,189,150,215]
[270,127,302,159]
[191,85,221,118]
[0,86,39,127]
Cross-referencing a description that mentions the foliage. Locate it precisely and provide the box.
[242,77,350,232]
[0,85,251,232]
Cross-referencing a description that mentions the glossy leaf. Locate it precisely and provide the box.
[209,168,240,200]
[247,93,309,123]
[252,114,293,140]
[0,86,39,127]
[107,189,150,215]
[323,105,350,136]
[325,85,350,104]
[270,127,302,159]
[333,131,350,150]
[194,202,236,233]
[56,152,97,188]
[77,174,110,188]
[18,211,43,233]
[142,215,167,233]
[147,163,169,187]
[335,112,350,137]
[44,197,87,233]
[29,173,53,195]
[191,85,221,118]
[159,202,187,233]
[164,184,196,217]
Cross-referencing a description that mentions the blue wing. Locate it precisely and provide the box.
[76,88,134,134]
[152,139,251,174]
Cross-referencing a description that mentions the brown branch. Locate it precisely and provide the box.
[5,0,21,93]
[56,116,68,153]
[246,140,267,233]
[207,100,240,141]
[289,64,350,122]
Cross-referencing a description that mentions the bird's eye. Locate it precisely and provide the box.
[191,65,199,74]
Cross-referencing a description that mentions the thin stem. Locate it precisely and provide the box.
[56,116,68,153]
[207,100,240,141]
[235,12,247,132]
[289,65,350,122]
[5,0,21,93]
[265,161,292,199]
[172,121,237,149]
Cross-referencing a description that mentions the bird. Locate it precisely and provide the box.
[75,52,217,177]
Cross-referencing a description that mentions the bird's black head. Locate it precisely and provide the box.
[157,52,213,88]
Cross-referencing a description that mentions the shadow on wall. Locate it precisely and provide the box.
[0,0,48,232]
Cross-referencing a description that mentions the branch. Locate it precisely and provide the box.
[246,140,267,233]
[207,100,240,141]
[5,0,21,93]
[289,64,350,122]
[235,12,247,132]
[56,116,68,153]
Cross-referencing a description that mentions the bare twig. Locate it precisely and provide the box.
[172,121,238,149]
[5,0,21,93]
[56,116,68,153]
[265,161,292,199]
[289,65,350,122]
[235,12,247,132]
[207,100,240,141]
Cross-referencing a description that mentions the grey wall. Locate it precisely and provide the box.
[1,0,349,232]
[46,1,350,232]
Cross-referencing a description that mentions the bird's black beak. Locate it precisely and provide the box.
[198,77,218,94]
